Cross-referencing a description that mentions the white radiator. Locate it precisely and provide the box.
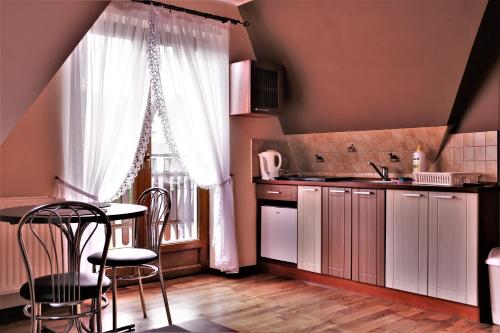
[0,196,55,308]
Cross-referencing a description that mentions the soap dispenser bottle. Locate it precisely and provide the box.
[412,145,426,172]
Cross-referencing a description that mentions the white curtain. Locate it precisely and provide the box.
[59,3,239,273]
[150,10,239,273]
[60,2,152,202]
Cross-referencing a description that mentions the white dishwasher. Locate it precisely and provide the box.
[261,206,297,264]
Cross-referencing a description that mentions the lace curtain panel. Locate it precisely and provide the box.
[150,9,238,273]
[60,2,151,202]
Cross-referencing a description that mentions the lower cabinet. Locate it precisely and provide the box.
[260,183,481,306]
[386,190,428,295]
[321,187,351,279]
[386,190,478,306]
[297,186,322,273]
[351,189,385,286]
[428,192,478,306]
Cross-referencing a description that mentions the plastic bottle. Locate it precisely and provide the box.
[412,145,426,173]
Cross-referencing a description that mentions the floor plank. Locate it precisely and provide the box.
[1,273,498,332]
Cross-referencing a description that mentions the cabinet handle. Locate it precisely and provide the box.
[302,188,317,192]
[330,189,348,193]
[266,191,281,194]
[254,108,270,112]
[402,193,422,197]
[434,195,455,199]
[354,191,372,195]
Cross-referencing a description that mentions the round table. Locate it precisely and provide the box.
[0,202,147,224]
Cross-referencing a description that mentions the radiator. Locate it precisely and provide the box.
[0,196,55,299]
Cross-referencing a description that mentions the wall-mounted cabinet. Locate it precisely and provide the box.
[230,60,283,117]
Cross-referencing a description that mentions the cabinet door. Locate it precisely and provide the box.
[428,193,478,305]
[386,190,428,295]
[322,187,351,279]
[352,189,385,286]
[298,186,322,273]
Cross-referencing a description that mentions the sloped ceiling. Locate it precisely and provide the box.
[0,1,109,144]
[239,0,488,134]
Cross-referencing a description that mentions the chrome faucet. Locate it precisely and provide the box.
[368,161,389,180]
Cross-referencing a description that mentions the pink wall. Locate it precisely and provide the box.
[239,0,488,134]
[230,117,285,267]
[457,59,500,133]
[0,71,63,197]
[0,1,108,144]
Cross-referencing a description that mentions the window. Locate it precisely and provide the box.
[150,113,198,244]
[109,113,198,249]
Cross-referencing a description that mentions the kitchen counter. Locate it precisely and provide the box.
[254,176,500,323]
[253,177,500,193]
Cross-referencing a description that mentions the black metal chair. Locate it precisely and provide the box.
[17,201,112,333]
[87,187,173,332]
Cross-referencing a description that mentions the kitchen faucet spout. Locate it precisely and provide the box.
[368,161,389,180]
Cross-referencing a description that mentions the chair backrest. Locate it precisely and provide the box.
[17,201,111,304]
[135,187,172,253]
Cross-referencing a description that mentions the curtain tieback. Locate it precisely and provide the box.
[54,176,99,201]
[219,176,232,187]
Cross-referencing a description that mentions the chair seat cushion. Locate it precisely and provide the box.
[20,272,111,303]
[87,248,158,267]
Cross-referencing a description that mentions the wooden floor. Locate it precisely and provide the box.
[2,273,499,332]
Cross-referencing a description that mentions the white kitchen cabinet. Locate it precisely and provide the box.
[386,190,428,295]
[386,190,478,305]
[428,192,478,306]
[298,186,322,273]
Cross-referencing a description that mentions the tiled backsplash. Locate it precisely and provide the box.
[252,127,498,182]
[434,131,498,182]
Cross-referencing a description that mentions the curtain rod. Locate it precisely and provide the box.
[132,0,250,27]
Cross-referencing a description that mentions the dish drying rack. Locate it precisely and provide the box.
[413,172,480,186]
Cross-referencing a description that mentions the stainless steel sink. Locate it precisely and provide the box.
[276,176,340,182]
[328,178,396,183]
[276,176,397,183]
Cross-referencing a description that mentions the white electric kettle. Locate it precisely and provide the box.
[258,150,282,180]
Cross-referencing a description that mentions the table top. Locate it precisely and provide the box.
[0,202,147,224]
